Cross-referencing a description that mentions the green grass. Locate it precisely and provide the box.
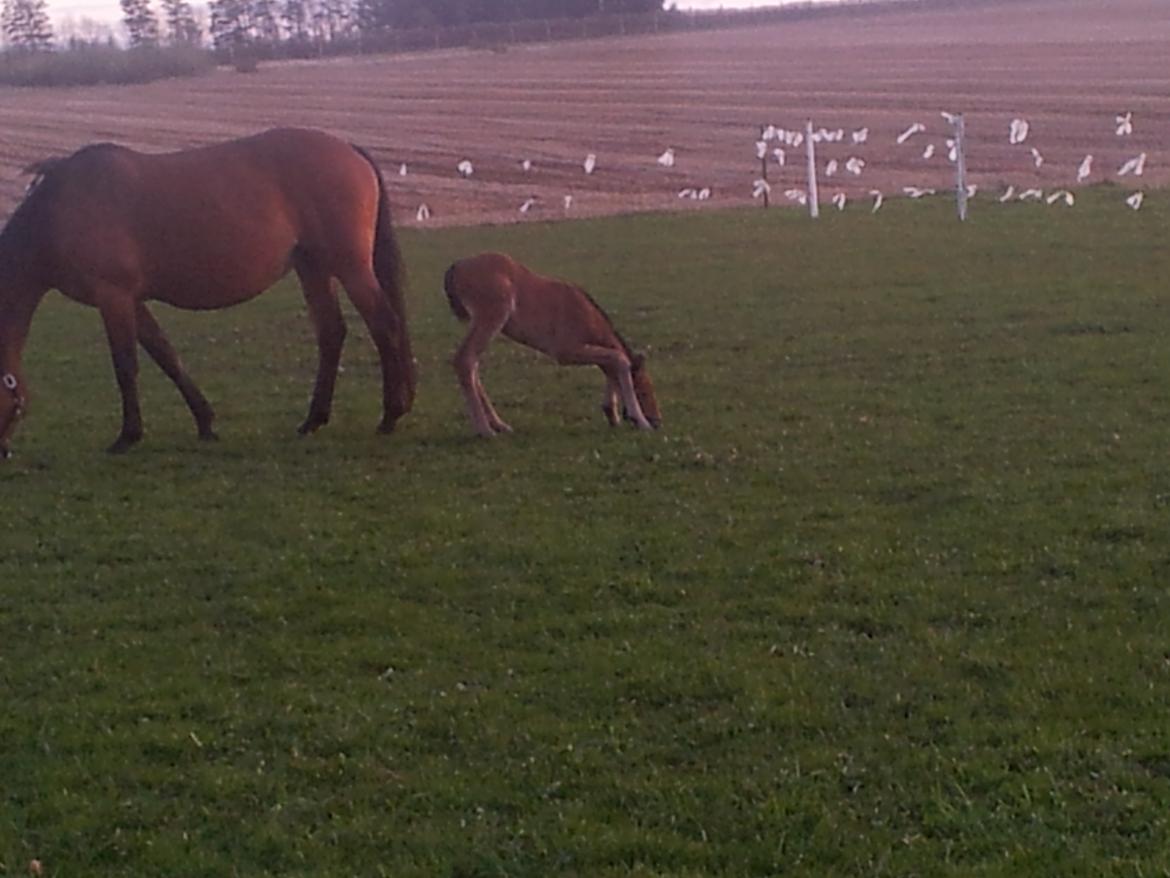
[2,189,1170,876]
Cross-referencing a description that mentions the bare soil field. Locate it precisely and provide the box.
[1,0,1167,226]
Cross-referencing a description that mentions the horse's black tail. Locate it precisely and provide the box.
[354,144,415,413]
[443,263,470,322]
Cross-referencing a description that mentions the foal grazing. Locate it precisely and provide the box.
[443,252,660,436]
[0,127,414,457]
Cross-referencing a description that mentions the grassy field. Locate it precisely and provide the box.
[2,191,1169,876]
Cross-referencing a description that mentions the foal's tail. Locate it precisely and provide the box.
[354,144,415,412]
[443,263,470,322]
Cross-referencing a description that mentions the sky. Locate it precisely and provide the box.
[51,0,811,29]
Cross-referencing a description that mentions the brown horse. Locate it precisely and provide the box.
[0,127,414,457]
[443,252,661,437]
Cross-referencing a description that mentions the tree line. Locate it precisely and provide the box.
[1,0,666,53]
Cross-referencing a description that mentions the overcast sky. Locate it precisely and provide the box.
[53,0,813,28]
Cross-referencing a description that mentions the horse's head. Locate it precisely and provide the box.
[629,352,661,429]
[0,372,27,459]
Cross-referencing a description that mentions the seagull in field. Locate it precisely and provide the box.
[752,178,771,199]
[825,159,839,177]
[697,187,711,201]
[1077,154,1093,183]
[999,185,1016,203]
[966,184,978,198]
[1009,118,1030,145]
[678,187,696,199]
[832,192,847,210]
[563,194,574,211]
[845,156,866,175]
[583,153,597,175]
[1046,190,1075,206]
[1116,112,1134,136]
[897,122,926,144]
[1126,191,1144,210]
[869,190,884,212]
[1118,153,1147,176]
[762,125,778,141]
[457,159,474,178]
[756,140,769,160]
[399,163,408,176]
[903,186,935,199]
[946,138,958,162]
[940,110,960,124]
[657,148,676,168]
[852,127,869,144]
[521,158,532,172]
[1030,147,1044,169]
[922,143,936,160]
[784,188,808,205]
[415,203,431,221]
[519,197,536,214]
[773,148,786,166]
[1018,188,1044,201]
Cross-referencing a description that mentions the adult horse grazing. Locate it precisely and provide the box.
[443,252,661,437]
[0,127,414,458]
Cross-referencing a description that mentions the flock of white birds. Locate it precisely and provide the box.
[399,111,1151,222]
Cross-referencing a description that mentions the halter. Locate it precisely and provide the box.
[0,373,24,434]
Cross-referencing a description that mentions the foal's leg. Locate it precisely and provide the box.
[338,268,411,434]
[454,307,511,437]
[560,345,653,430]
[296,262,347,435]
[600,374,621,426]
[96,293,144,453]
[136,303,217,441]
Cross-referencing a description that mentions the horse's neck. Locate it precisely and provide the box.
[0,228,47,370]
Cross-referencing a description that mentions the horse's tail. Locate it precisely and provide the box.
[354,144,415,412]
[443,263,470,322]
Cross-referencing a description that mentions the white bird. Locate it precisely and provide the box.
[399,163,408,176]
[678,187,696,199]
[1126,191,1144,210]
[784,188,807,205]
[1030,147,1044,169]
[940,110,959,124]
[999,185,1016,203]
[832,192,847,211]
[1046,190,1074,206]
[756,140,768,160]
[946,138,958,163]
[773,148,786,167]
[789,131,804,148]
[415,203,431,221]
[457,159,474,178]
[752,178,771,199]
[762,125,778,141]
[966,184,978,198]
[1116,112,1134,137]
[1009,118,1030,145]
[583,153,597,175]
[903,186,935,199]
[922,143,936,160]
[897,122,926,144]
[825,159,839,177]
[563,194,574,211]
[1077,154,1093,183]
[519,197,536,214]
[852,127,869,144]
[697,188,711,201]
[869,190,884,213]
[1118,153,1147,176]
[657,148,676,168]
[1018,188,1044,201]
[521,158,532,172]
[845,157,866,176]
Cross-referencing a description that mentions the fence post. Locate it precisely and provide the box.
[805,119,820,219]
[954,113,969,222]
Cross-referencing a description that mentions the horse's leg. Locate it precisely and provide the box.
[97,295,145,453]
[296,262,347,435]
[560,346,653,431]
[454,308,510,437]
[135,303,217,441]
[338,269,409,434]
[601,374,621,426]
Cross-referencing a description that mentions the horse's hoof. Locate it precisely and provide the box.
[106,435,141,454]
[199,429,219,442]
[0,447,11,460]
[298,417,327,436]
[376,419,397,435]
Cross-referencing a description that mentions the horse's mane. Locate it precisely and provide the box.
[571,282,635,360]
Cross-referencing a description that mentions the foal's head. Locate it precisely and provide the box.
[629,352,661,428]
[0,372,26,459]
